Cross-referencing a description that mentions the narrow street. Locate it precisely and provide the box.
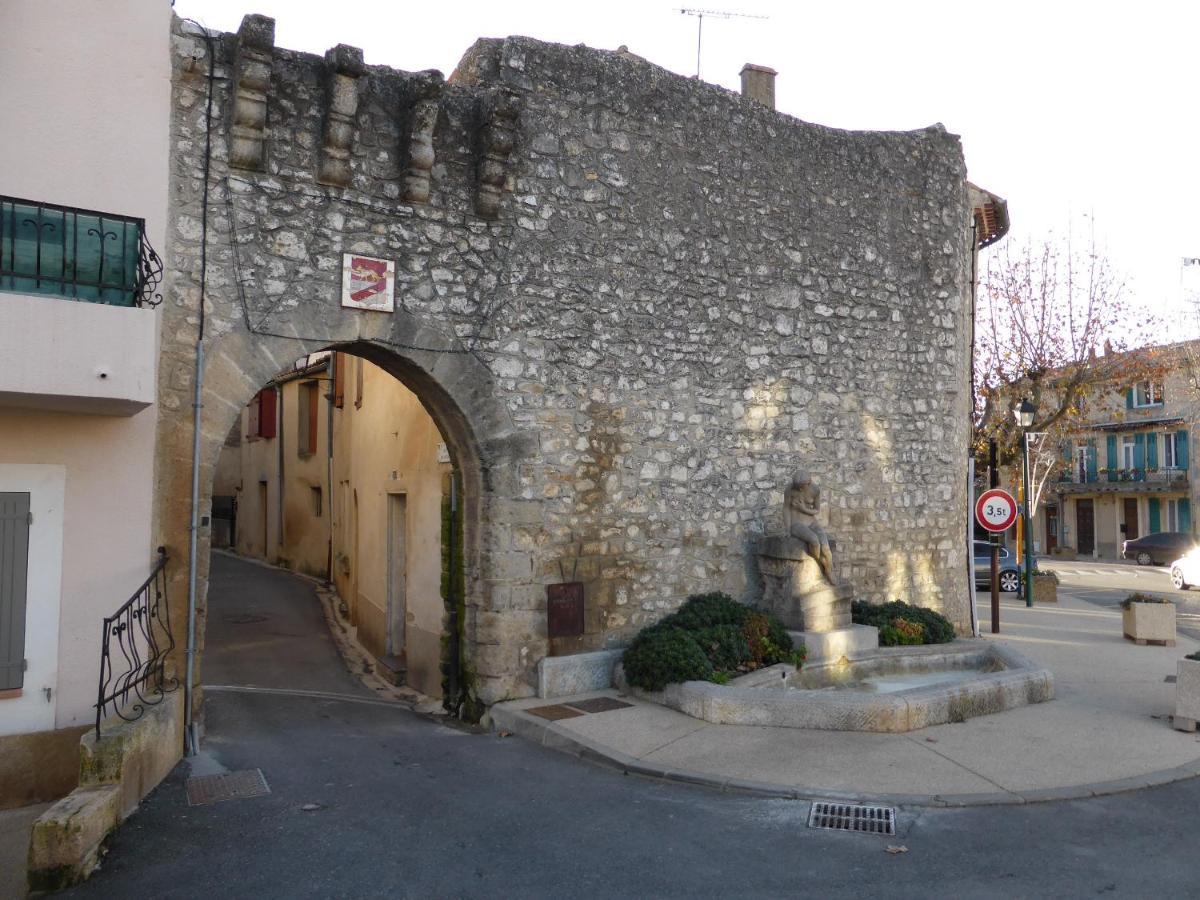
[1039,557,1200,637]
[65,555,1200,898]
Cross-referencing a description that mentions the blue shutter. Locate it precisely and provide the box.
[1106,435,1117,471]
[1061,441,1071,463]
[1178,430,1190,472]
[1147,432,1158,469]
[1126,388,1134,410]
[1134,434,1146,478]
[1181,499,1192,535]
[1148,498,1161,534]
[1086,439,1098,483]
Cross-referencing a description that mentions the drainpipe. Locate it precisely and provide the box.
[183,19,216,758]
[276,383,284,558]
[184,343,205,757]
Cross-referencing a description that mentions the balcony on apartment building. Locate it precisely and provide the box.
[1055,466,1189,494]
[0,196,161,415]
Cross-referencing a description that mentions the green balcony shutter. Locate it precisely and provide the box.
[1148,498,1161,534]
[1178,431,1190,472]
[1134,434,1146,474]
[1061,441,1071,463]
[1086,439,1098,483]
[1126,389,1134,410]
[1181,499,1192,535]
[0,493,31,690]
[1106,435,1117,470]
[1147,432,1158,468]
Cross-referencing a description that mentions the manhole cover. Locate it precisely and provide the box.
[526,704,585,721]
[567,697,634,714]
[186,769,271,806]
[227,614,268,625]
[1166,675,1178,683]
[808,802,896,836]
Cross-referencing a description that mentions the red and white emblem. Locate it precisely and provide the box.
[341,254,395,312]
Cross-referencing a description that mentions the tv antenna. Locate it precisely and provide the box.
[678,8,768,79]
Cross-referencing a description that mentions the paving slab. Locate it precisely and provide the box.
[495,589,1200,806]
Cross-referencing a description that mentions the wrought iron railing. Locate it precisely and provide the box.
[1056,467,1188,486]
[0,195,163,307]
[94,548,176,739]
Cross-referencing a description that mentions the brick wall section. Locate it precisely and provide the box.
[159,18,974,705]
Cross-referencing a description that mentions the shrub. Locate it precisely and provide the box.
[692,624,751,672]
[878,617,924,646]
[622,592,798,690]
[663,592,750,631]
[622,629,713,691]
[1186,652,1200,662]
[741,610,795,667]
[1121,592,1172,609]
[852,600,955,645]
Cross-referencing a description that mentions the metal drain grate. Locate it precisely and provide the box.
[808,802,896,835]
[186,769,271,806]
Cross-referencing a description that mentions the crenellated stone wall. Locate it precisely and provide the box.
[159,14,975,707]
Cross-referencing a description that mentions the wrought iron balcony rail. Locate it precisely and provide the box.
[95,548,176,739]
[1056,467,1188,486]
[1,196,162,308]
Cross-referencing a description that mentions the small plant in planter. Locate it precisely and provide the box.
[1173,651,1200,733]
[1120,593,1176,646]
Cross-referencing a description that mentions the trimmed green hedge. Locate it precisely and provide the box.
[851,600,955,646]
[622,592,802,691]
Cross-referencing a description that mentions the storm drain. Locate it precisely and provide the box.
[808,802,896,836]
[186,769,271,806]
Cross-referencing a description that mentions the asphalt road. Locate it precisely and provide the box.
[65,555,1200,899]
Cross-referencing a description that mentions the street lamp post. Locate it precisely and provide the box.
[1014,398,1037,607]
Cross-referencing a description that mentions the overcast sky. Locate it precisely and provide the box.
[174,0,1199,334]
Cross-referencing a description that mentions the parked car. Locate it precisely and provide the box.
[1170,548,1200,590]
[1122,532,1197,566]
[973,540,1023,593]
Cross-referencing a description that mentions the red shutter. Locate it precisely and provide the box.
[333,353,345,409]
[259,388,278,439]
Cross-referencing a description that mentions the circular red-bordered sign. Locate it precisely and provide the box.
[976,488,1018,533]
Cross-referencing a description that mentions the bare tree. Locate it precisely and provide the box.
[974,226,1160,514]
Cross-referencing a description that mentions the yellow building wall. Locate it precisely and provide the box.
[332,357,449,698]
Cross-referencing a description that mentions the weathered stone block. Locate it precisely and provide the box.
[787,624,878,665]
[1122,601,1176,644]
[27,785,121,893]
[1174,657,1200,732]
[537,648,622,698]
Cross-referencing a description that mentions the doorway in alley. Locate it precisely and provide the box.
[1077,499,1095,556]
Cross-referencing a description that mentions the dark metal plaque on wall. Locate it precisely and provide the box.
[547,582,585,638]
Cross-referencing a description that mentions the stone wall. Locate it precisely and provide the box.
[159,15,974,705]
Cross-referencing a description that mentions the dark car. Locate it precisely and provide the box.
[973,540,1023,592]
[1122,532,1197,566]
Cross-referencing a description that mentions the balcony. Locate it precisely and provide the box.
[1,197,162,307]
[1055,468,1188,494]
[0,197,160,416]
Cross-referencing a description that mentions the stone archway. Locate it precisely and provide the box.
[154,320,540,721]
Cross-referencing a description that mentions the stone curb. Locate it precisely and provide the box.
[489,702,1200,809]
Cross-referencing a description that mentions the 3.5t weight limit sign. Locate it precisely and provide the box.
[976,488,1018,533]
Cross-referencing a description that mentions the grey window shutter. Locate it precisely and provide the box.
[0,493,31,690]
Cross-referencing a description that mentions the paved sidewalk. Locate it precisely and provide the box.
[494,590,1200,806]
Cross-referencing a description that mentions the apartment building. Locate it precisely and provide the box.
[0,1,172,806]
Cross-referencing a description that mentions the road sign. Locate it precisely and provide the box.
[976,488,1018,533]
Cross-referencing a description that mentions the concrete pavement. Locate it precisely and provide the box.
[494,587,1200,805]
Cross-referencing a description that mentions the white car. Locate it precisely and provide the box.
[1170,549,1200,590]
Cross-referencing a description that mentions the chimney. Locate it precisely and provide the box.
[739,64,777,109]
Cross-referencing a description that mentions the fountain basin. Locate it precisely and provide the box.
[617,641,1053,733]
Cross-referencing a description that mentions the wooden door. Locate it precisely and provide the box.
[1123,498,1139,541]
[1077,499,1095,555]
[1046,505,1059,553]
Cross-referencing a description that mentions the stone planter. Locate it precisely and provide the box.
[1174,657,1200,732]
[1050,546,1077,560]
[1121,601,1176,646]
[1031,574,1058,603]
